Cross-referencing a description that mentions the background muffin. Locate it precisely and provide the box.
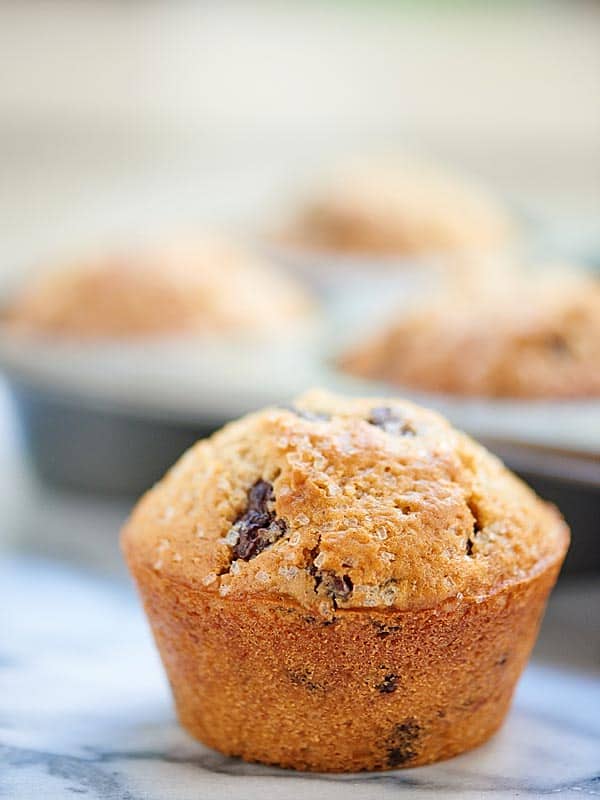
[342,270,600,399]
[122,389,568,772]
[283,156,515,257]
[4,237,313,339]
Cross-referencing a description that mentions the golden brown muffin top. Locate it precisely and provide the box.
[343,271,600,399]
[122,390,568,617]
[285,158,514,256]
[4,238,312,339]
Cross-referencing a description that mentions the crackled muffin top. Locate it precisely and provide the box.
[285,158,513,256]
[4,238,312,339]
[122,390,568,616]
[342,271,600,399]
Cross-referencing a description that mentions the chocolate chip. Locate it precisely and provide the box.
[372,621,401,639]
[288,669,324,692]
[466,497,483,556]
[377,673,399,694]
[315,571,353,603]
[231,480,287,561]
[545,333,571,355]
[311,566,353,606]
[386,719,420,767]
[307,546,353,607]
[331,574,353,599]
[460,695,486,712]
[247,479,273,510]
[368,407,416,436]
[496,653,509,666]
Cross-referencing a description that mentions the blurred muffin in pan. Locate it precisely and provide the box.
[341,270,600,399]
[282,156,515,258]
[4,237,313,340]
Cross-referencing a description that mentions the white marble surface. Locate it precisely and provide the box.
[1,384,599,799]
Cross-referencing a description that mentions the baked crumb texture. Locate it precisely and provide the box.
[123,390,569,771]
[4,238,312,339]
[342,274,600,398]
[287,159,514,256]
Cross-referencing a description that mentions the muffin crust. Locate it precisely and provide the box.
[124,390,567,615]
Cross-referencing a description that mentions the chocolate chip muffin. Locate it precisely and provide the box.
[4,238,312,339]
[122,390,568,772]
[285,157,514,257]
[342,271,600,399]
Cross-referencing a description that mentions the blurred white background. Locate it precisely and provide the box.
[1,0,599,272]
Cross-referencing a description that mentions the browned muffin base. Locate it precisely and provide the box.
[128,556,562,772]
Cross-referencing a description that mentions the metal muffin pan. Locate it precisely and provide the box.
[6,376,219,496]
